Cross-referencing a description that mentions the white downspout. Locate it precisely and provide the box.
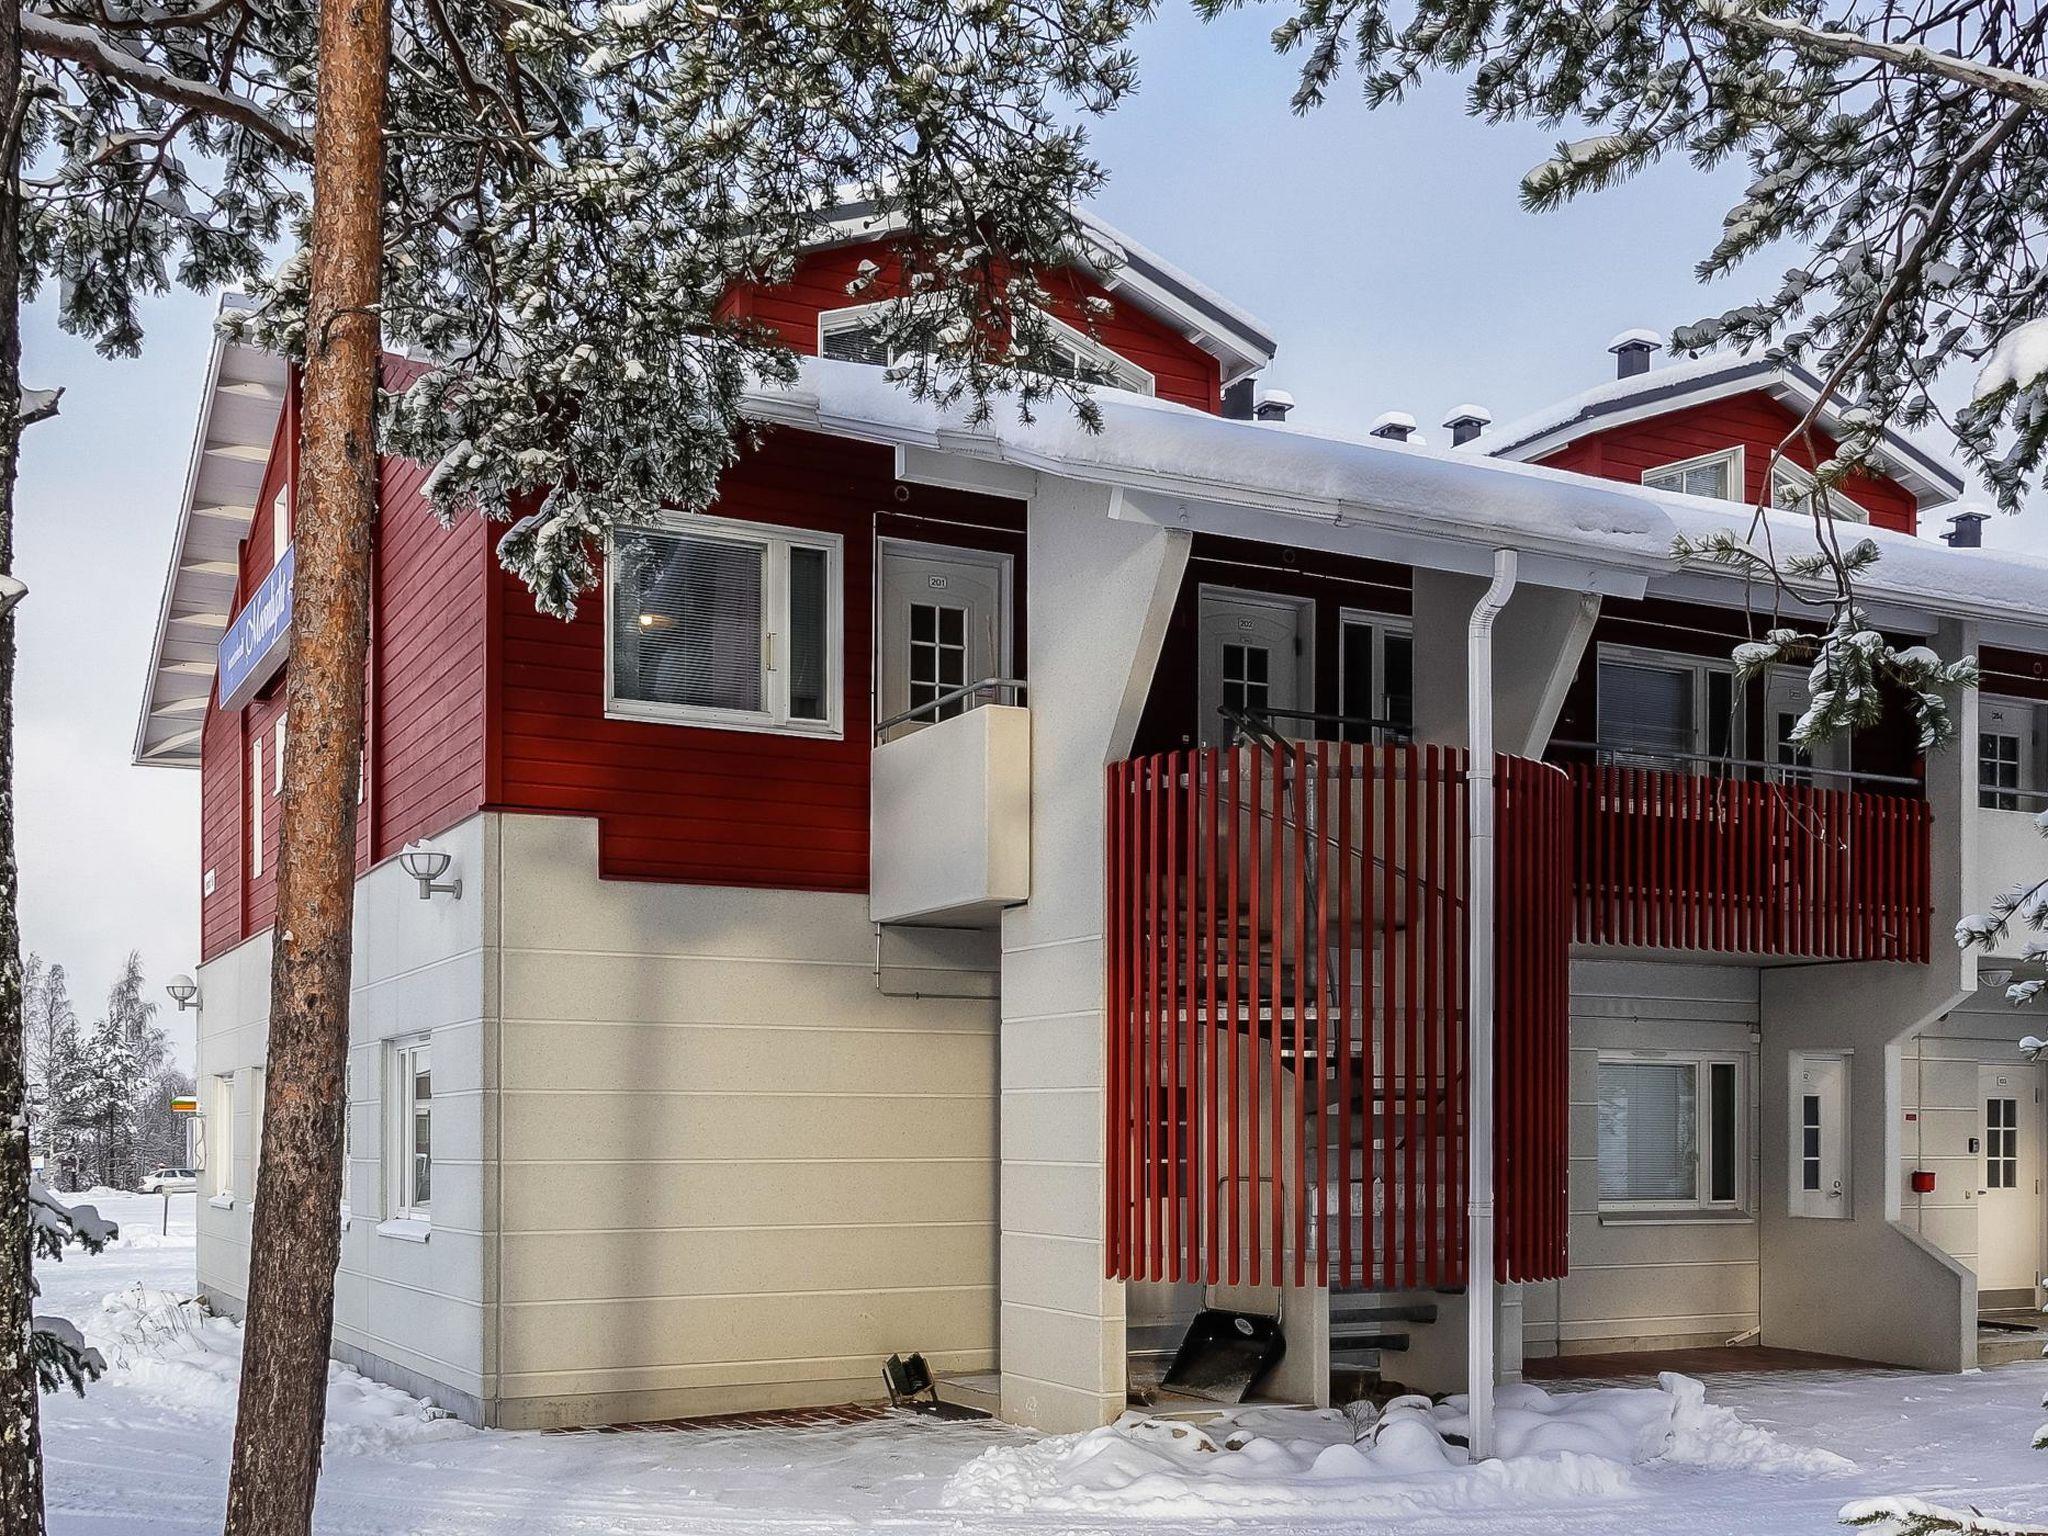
[1466,547,1518,1464]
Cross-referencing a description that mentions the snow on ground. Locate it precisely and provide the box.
[33,1191,2048,1535]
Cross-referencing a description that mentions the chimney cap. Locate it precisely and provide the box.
[1369,410,1418,440]
[1254,390,1295,422]
[1606,327,1664,355]
[1442,403,1492,428]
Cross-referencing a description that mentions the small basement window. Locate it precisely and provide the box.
[1597,1054,1742,1211]
[607,513,842,737]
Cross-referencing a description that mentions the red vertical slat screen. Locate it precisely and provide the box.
[1563,764,1931,962]
[1104,744,1572,1290]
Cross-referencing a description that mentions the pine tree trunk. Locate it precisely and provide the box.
[0,0,43,1515]
[219,0,390,1520]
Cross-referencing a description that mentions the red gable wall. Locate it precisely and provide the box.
[723,241,1225,414]
[1534,389,1920,535]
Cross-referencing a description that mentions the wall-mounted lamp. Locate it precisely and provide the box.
[399,841,462,901]
[1981,967,2015,990]
[165,974,201,1011]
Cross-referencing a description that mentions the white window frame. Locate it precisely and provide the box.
[249,735,263,878]
[1596,1050,1745,1213]
[1337,607,1414,743]
[603,511,845,740]
[274,714,287,796]
[207,1071,235,1206]
[1596,643,1744,768]
[1769,460,1870,524]
[1979,695,2040,812]
[816,302,1156,396]
[1642,446,1744,503]
[386,1035,433,1229]
[272,483,289,565]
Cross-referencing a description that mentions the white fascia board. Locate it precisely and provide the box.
[892,445,1039,501]
[1640,569,1941,637]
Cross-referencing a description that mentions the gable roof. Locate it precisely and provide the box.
[813,200,1277,386]
[1472,352,1966,510]
[132,295,287,769]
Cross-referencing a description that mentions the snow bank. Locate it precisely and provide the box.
[82,1284,473,1454]
[941,1374,1849,1518]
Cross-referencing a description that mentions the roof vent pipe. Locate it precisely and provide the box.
[1942,508,1989,548]
[1370,411,1418,443]
[1222,378,1256,420]
[1607,328,1663,380]
[1255,390,1295,423]
[1444,405,1492,447]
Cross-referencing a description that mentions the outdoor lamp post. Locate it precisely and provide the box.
[399,842,462,901]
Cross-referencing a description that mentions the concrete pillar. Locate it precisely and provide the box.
[1408,569,1600,756]
[998,476,1188,1431]
[1756,618,1980,1371]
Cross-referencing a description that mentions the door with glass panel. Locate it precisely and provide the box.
[1979,698,2037,811]
[1197,588,1310,748]
[1765,666,1849,786]
[876,542,1010,741]
[1978,1064,2042,1292]
[1790,1052,1850,1219]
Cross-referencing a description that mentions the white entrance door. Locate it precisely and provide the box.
[1197,588,1310,748]
[1766,667,1850,786]
[1978,1063,2042,1292]
[876,543,1009,740]
[1791,1052,1851,1219]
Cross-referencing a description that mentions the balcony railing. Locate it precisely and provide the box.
[1561,755,1932,961]
[1103,742,1571,1293]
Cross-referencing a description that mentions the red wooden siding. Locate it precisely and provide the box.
[1566,765,1931,960]
[1537,391,1920,534]
[1103,743,1571,1291]
[198,358,491,961]
[489,428,1025,890]
[724,241,1224,413]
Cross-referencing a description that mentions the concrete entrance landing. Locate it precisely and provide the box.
[1524,1345,1895,1386]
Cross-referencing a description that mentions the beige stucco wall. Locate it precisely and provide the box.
[193,811,494,1418]
[1521,959,1763,1359]
[491,811,1000,1428]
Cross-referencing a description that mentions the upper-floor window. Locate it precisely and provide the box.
[1769,460,1867,523]
[1596,646,1740,770]
[271,483,290,565]
[606,512,843,738]
[1338,608,1412,744]
[1643,448,1740,502]
[816,304,1154,395]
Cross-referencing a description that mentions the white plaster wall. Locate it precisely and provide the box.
[1521,959,1763,1359]
[869,703,1030,925]
[491,812,999,1428]
[193,811,493,1419]
[999,477,1188,1431]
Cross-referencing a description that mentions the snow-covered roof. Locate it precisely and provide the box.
[1474,352,1967,510]
[752,357,2048,632]
[132,296,286,770]
[814,199,1277,386]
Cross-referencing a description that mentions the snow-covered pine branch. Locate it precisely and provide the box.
[25,1181,113,1397]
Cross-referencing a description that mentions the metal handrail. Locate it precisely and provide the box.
[1217,703,1413,746]
[1547,739,1924,792]
[875,676,1028,736]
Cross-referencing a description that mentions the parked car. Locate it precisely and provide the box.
[139,1168,197,1195]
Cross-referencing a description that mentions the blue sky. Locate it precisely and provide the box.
[16,3,2041,1064]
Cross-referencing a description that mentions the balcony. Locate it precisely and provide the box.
[1103,741,1571,1293]
[1557,748,1933,962]
[868,681,1030,927]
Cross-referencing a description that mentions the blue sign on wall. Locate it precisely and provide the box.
[217,542,294,713]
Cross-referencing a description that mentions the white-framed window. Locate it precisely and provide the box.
[816,303,1155,395]
[605,512,843,738]
[339,1089,352,1216]
[1338,608,1413,744]
[249,735,264,878]
[1979,696,2043,811]
[389,1036,432,1223]
[208,1071,235,1203]
[1769,460,1868,524]
[1597,1052,1743,1210]
[1643,447,1743,502]
[1596,644,1742,770]
[272,483,289,565]
[274,714,287,796]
